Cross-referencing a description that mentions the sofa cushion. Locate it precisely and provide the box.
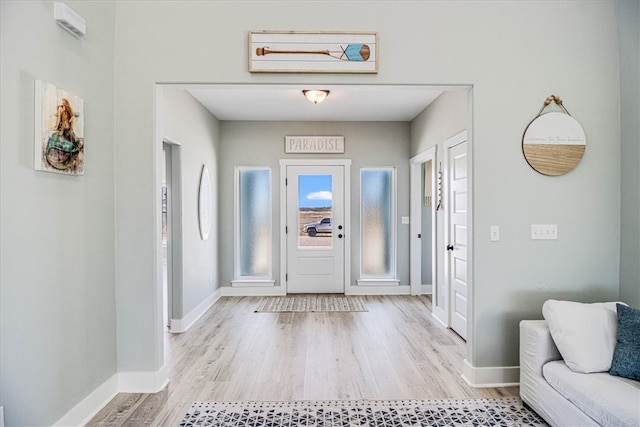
[543,360,640,427]
[542,300,623,373]
[610,304,640,381]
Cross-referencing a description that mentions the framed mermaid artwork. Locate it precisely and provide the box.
[34,80,84,175]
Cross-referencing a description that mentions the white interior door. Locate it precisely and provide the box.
[445,137,468,340]
[286,165,345,293]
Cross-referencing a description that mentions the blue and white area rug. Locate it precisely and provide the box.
[181,397,547,426]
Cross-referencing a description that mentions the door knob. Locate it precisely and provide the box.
[446,244,454,251]
[338,234,343,239]
[338,225,343,230]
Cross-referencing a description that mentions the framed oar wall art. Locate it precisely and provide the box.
[522,95,586,176]
[249,31,378,73]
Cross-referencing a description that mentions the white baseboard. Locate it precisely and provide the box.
[356,279,401,287]
[431,310,448,328]
[221,286,286,296]
[170,288,221,333]
[54,287,224,426]
[118,364,170,393]
[461,359,520,387]
[420,284,433,294]
[230,279,276,287]
[52,365,169,427]
[346,284,410,295]
[52,374,120,427]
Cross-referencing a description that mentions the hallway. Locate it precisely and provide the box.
[88,296,518,425]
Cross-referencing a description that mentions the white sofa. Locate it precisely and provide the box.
[520,319,640,427]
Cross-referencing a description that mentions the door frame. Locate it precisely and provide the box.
[162,138,183,332]
[280,159,351,294]
[410,146,437,297]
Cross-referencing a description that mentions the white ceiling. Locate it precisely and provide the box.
[187,84,444,122]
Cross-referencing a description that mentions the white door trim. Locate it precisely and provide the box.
[162,138,183,331]
[410,146,436,297]
[279,159,351,294]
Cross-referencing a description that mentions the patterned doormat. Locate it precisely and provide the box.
[180,397,547,426]
[254,295,367,313]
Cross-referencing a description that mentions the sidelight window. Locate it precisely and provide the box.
[360,167,396,278]
[235,167,272,278]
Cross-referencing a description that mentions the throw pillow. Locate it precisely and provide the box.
[609,303,640,381]
[542,299,625,373]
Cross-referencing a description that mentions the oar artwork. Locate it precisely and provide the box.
[256,44,371,61]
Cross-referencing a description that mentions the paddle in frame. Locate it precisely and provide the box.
[249,31,378,73]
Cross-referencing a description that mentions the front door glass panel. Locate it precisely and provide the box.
[297,174,332,249]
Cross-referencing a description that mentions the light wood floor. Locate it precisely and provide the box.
[87,295,518,426]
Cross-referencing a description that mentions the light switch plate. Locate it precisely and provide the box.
[531,224,558,240]
[490,226,500,241]
[401,216,409,225]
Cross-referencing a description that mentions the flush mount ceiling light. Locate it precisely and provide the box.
[303,90,330,105]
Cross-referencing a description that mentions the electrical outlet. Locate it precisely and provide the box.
[401,216,409,225]
[531,224,558,240]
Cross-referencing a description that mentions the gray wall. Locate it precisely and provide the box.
[0,1,117,425]
[112,0,622,375]
[618,0,640,307]
[162,88,220,320]
[411,90,469,311]
[219,121,411,287]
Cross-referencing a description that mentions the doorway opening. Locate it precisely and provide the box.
[410,146,436,298]
[155,84,472,380]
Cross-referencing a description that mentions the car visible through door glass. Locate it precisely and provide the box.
[303,217,332,237]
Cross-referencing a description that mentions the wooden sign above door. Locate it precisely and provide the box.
[285,136,345,154]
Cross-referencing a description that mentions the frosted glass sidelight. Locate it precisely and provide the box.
[239,169,271,277]
[361,169,393,276]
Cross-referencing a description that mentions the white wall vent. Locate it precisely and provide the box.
[54,2,86,37]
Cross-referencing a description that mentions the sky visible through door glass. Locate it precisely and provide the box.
[298,175,332,208]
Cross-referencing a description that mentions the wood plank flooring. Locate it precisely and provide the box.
[87,295,518,426]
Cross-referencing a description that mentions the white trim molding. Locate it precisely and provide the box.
[118,366,170,393]
[347,284,409,295]
[53,366,169,427]
[356,279,400,287]
[462,359,519,388]
[231,279,276,287]
[420,284,433,294]
[169,288,221,333]
[52,374,120,427]
[221,285,286,296]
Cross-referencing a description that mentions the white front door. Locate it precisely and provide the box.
[285,164,346,293]
[445,136,468,340]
